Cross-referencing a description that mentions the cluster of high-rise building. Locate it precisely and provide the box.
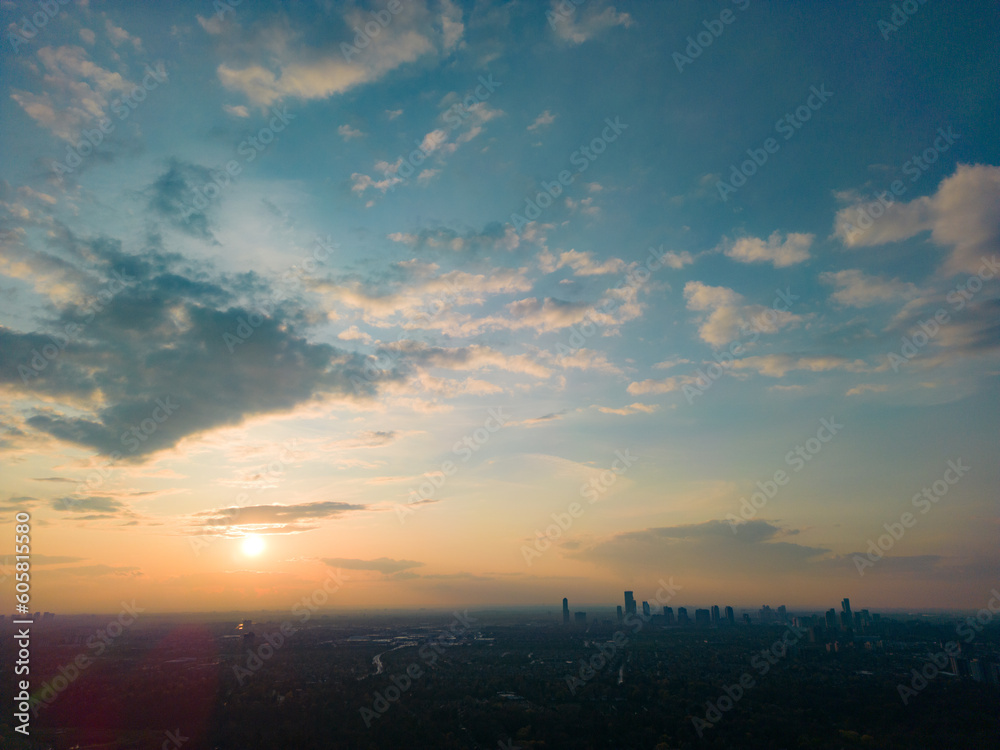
[561,594,885,634]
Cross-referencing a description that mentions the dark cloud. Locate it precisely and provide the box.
[146,159,218,240]
[1,232,404,458]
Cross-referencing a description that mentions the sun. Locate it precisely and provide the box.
[241,534,266,557]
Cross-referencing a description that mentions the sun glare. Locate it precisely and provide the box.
[241,534,265,557]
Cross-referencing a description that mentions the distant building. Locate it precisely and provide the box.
[695,609,711,626]
[624,591,636,616]
[563,598,570,625]
[663,606,675,625]
[777,605,787,622]
[742,613,751,625]
[711,605,720,625]
[759,605,774,624]
[677,607,689,625]
[725,606,735,626]
[642,601,650,617]
[825,609,838,630]
[617,605,623,623]
[574,611,587,625]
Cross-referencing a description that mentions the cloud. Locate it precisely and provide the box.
[11,45,134,141]
[321,431,401,451]
[592,402,659,415]
[105,18,142,50]
[834,164,1000,275]
[626,374,700,395]
[728,354,868,378]
[215,2,459,107]
[527,110,556,131]
[338,124,365,140]
[549,1,632,44]
[567,520,830,576]
[724,231,813,267]
[684,281,801,347]
[819,269,921,308]
[322,557,424,573]
[224,104,250,117]
[539,249,625,276]
[846,384,889,396]
[194,501,368,535]
[146,159,218,240]
[0,232,403,459]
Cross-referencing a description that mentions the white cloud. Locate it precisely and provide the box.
[105,18,142,50]
[11,46,134,141]
[224,104,250,118]
[338,124,365,140]
[833,164,1000,275]
[540,249,624,276]
[819,269,921,308]
[527,110,556,131]
[684,281,801,347]
[215,2,450,107]
[549,1,632,44]
[729,355,868,378]
[725,231,813,267]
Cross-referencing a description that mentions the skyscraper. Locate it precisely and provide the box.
[825,608,837,629]
[563,597,569,625]
[642,600,650,617]
[624,591,636,616]
[664,606,675,625]
[842,598,852,619]
[695,608,711,626]
[725,606,735,626]
[617,605,623,623]
[677,607,689,625]
[711,605,720,625]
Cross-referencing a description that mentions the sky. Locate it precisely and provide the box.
[0,0,998,615]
